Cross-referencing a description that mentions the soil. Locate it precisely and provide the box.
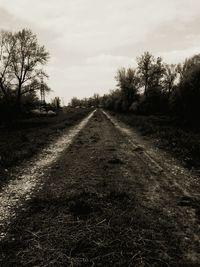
[111,112,200,171]
[1,109,200,266]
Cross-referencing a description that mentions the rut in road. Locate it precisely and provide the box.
[1,109,200,266]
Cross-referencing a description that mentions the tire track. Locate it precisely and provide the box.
[103,110,197,198]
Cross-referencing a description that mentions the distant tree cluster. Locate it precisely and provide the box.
[69,93,101,108]
[71,52,200,123]
[51,96,61,110]
[0,29,50,120]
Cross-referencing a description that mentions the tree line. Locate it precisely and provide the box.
[70,52,200,123]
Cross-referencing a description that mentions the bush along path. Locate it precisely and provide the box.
[1,109,200,266]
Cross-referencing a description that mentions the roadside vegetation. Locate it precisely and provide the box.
[0,29,47,119]
[112,112,200,170]
[72,52,200,170]
[0,28,92,180]
[0,28,64,122]
[1,111,198,267]
[0,107,91,185]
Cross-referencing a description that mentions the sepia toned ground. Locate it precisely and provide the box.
[1,109,200,266]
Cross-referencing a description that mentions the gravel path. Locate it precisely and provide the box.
[0,110,95,241]
[1,109,200,266]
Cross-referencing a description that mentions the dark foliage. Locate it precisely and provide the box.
[71,52,200,125]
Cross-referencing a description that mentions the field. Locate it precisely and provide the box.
[0,108,91,186]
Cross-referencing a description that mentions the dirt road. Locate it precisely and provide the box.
[1,109,200,266]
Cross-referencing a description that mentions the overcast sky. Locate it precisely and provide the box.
[0,0,200,104]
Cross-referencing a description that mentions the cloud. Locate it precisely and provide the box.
[160,46,200,64]
[0,0,200,103]
[86,54,136,68]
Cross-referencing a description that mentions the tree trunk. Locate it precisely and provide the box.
[16,84,22,112]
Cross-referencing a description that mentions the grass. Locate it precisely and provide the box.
[0,107,91,184]
[0,109,198,266]
[1,188,181,266]
[112,112,200,171]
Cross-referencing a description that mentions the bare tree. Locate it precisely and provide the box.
[0,31,16,100]
[10,29,49,109]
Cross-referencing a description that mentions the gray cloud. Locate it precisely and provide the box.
[0,0,200,103]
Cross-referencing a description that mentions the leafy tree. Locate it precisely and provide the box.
[150,57,165,90]
[21,91,40,110]
[115,67,139,111]
[137,52,166,114]
[70,97,81,107]
[52,97,61,109]
[171,55,200,120]
[162,64,177,97]
[69,52,200,120]
[137,52,165,95]
[92,93,100,107]
[177,54,200,80]
[137,52,154,96]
